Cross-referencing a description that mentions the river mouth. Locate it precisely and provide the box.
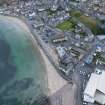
[0,16,48,105]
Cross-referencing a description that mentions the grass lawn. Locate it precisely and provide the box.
[56,19,76,31]
[70,10,103,35]
[79,15,97,28]
[78,15,101,35]
[70,10,82,17]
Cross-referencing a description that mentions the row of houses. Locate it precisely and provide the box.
[47,12,70,26]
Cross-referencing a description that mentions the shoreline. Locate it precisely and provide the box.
[0,16,76,105]
[1,15,68,95]
[39,44,67,95]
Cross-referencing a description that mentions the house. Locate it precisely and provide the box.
[84,69,105,105]
[96,14,105,21]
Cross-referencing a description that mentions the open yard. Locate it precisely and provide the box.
[78,15,101,35]
[70,10,103,35]
[70,10,82,17]
[56,19,76,31]
[56,9,105,35]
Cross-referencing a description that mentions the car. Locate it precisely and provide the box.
[82,63,85,66]
[84,13,89,17]
[80,71,82,74]
[81,71,85,76]
[88,74,91,78]
[83,102,87,105]
[95,68,102,75]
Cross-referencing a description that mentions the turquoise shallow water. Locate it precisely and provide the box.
[0,17,48,105]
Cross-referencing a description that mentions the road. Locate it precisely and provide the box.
[72,72,82,105]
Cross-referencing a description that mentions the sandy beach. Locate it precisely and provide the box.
[39,46,67,95]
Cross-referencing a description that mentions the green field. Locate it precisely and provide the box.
[56,10,105,35]
[78,15,102,35]
[56,19,76,31]
[70,10,104,35]
[70,10,82,17]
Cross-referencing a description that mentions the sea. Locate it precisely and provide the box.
[0,16,49,105]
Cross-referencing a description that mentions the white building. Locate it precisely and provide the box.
[97,35,105,40]
[56,46,66,58]
[84,69,105,105]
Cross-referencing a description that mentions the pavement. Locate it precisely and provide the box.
[50,83,77,105]
[72,72,82,105]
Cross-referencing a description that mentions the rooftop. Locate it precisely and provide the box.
[84,69,105,104]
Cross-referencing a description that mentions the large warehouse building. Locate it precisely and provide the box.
[84,69,105,105]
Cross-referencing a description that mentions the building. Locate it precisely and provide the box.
[97,35,105,40]
[96,14,105,21]
[56,46,66,58]
[69,46,86,60]
[51,0,58,11]
[51,33,68,43]
[84,54,93,64]
[84,69,105,105]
